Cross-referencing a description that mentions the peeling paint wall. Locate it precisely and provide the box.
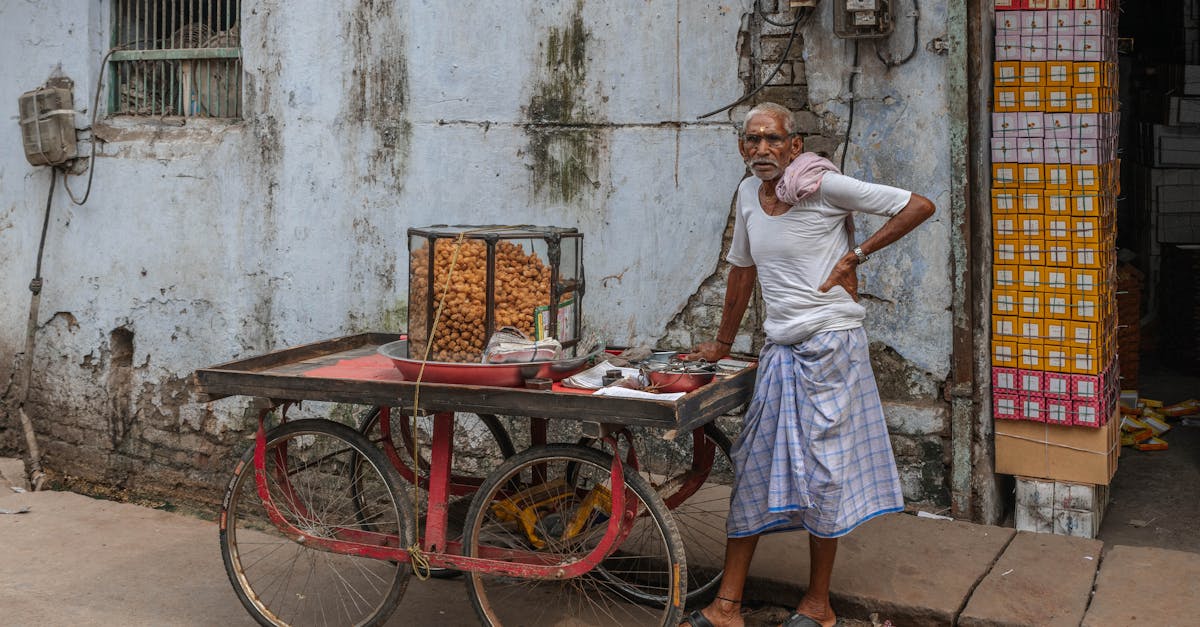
[0,0,956,511]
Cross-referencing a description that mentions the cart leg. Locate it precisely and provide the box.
[424,411,455,553]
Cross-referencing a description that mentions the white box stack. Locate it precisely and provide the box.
[1015,476,1110,538]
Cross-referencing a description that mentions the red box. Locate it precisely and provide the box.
[1071,398,1104,427]
[993,367,1020,393]
[1018,369,1045,394]
[995,0,1028,9]
[995,392,1022,421]
[1021,395,1047,423]
[1044,397,1072,425]
[1044,371,1072,399]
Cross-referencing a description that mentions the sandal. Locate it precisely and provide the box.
[682,609,717,627]
[780,614,846,627]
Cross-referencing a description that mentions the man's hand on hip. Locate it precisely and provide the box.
[819,255,859,301]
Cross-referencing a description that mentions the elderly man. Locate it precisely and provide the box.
[682,102,935,627]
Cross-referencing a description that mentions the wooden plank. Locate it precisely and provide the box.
[192,334,756,428]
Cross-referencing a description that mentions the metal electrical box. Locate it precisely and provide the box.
[833,0,894,39]
[18,80,77,167]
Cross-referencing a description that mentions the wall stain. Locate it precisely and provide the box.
[525,0,604,204]
[344,0,411,192]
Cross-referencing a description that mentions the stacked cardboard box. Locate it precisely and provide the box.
[992,3,1120,434]
[1014,476,1109,538]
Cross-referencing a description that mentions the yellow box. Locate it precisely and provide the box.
[1018,191,1043,214]
[1073,62,1102,87]
[1072,246,1106,269]
[1072,165,1101,191]
[993,340,1019,368]
[1020,87,1046,112]
[992,190,1018,213]
[1068,321,1098,347]
[1044,319,1069,345]
[1021,61,1047,86]
[1018,215,1044,240]
[1071,87,1100,113]
[995,87,1021,112]
[1019,242,1044,265]
[994,315,1019,341]
[1044,346,1070,373]
[1046,60,1073,87]
[1043,216,1071,243]
[1071,294,1100,322]
[1019,292,1042,317]
[1019,343,1044,370]
[1069,346,1101,374]
[993,215,1019,240]
[993,289,1019,316]
[1071,193,1101,216]
[1044,87,1073,113]
[1045,267,1071,292]
[1017,265,1043,292]
[994,241,1018,265]
[993,163,1019,188]
[1044,192,1071,216]
[995,264,1019,289]
[1045,293,1073,320]
[1070,268,1102,294]
[995,61,1021,86]
[1071,216,1101,244]
[1019,318,1045,344]
[1045,243,1072,268]
[1044,164,1070,190]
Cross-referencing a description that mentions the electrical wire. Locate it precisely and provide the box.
[841,41,861,172]
[874,0,921,69]
[697,3,810,120]
[60,46,124,206]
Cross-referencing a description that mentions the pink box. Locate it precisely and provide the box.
[1049,9,1076,28]
[1050,33,1075,60]
[1045,112,1072,139]
[1068,373,1100,401]
[994,393,1022,421]
[1022,36,1049,61]
[1044,371,1072,398]
[1016,111,1044,137]
[1073,113,1098,139]
[1044,397,1072,425]
[994,112,1019,136]
[1017,137,1044,163]
[1018,369,1044,394]
[992,367,1020,393]
[1021,395,1047,423]
[1020,11,1047,33]
[1044,137,1071,163]
[997,12,1022,32]
[996,35,1023,61]
[1076,10,1104,35]
[1071,139,1100,164]
[992,137,1019,163]
[1071,398,1103,427]
[1073,35,1100,62]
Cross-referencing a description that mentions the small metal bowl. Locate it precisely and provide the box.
[645,369,715,394]
[647,350,678,364]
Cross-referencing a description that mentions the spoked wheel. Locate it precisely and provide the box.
[585,424,733,607]
[220,419,414,627]
[462,444,687,627]
[356,407,517,579]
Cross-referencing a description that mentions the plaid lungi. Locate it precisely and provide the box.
[726,328,904,539]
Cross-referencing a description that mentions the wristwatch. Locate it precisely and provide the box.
[853,246,869,264]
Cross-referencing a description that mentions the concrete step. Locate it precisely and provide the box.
[960,531,1102,627]
[1084,545,1200,626]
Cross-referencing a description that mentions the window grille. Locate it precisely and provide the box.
[109,0,241,118]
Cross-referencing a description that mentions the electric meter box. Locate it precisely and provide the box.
[407,225,584,362]
[833,0,895,39]
[18,85,77,167]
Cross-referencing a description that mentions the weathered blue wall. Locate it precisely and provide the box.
[0,0,954,508]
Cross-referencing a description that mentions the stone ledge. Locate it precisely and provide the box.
[1083,545,1200,626]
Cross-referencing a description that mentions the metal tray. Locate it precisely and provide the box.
[377,340,599,388]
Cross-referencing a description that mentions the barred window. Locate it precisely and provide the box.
[109,0,241,118]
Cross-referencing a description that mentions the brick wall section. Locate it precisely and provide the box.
[663,2,951,510]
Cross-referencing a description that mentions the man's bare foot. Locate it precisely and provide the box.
[680,597,744,627]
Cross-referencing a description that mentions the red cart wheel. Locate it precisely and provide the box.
[220,419,414,627]
[462,444,686,626]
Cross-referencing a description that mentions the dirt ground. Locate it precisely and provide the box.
[1097,366,1200,555]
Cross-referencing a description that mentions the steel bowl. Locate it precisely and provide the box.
[378,340,598,388]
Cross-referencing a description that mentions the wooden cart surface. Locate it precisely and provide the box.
[192,333,756,432]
